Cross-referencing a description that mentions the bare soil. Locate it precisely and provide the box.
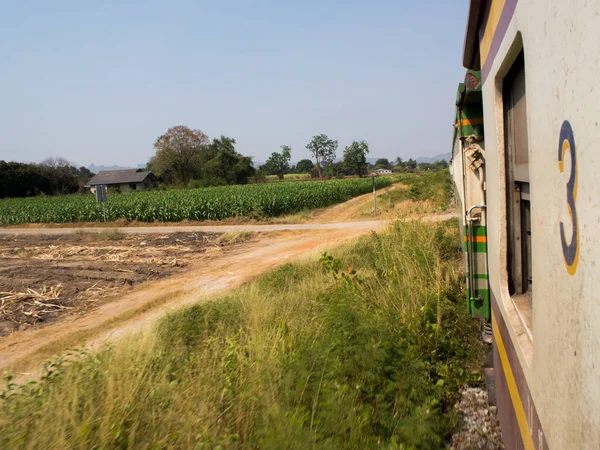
[0,231,225,335]
[0,226,381,380]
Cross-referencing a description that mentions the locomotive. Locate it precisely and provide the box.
[450,1,600,448]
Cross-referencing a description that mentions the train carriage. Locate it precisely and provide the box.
[451,1,600,448]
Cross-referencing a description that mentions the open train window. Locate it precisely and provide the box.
[504,52,532,305]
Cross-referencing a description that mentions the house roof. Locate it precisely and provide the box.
[86,169,154,186]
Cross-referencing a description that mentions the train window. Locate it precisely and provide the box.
[503,52,532,304]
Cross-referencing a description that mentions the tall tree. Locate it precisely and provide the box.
[343,140,369,177]
[203,136,255,185]
[76,166,94,183]
[149,126,209,185]
[264,145,292,180]
[41,157,80,194]
[374,158,391,169]
[295,159,314,173]
[306,134,338,180]
[406,158,418,172]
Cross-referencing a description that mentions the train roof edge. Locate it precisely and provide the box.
[463,0,485,69]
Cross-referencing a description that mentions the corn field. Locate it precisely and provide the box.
[0,178,391,224]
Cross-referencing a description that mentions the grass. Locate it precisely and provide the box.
[384,171,453,213]
[352,171,453,219]
[265,173,312,181]
[0,219,484,449]
[215,231,254,245]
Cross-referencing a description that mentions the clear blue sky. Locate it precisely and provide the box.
[1,0,468,167]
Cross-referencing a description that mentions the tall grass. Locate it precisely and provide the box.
[0,219,484,449]
[385,171,453,212]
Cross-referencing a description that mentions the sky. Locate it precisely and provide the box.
[0,1,469,167]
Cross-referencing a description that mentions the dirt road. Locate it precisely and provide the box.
[0,220,386,236]
[0,225,384,379]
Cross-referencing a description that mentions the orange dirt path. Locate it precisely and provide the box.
[0,226,383,380]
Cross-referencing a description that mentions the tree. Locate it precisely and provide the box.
[406,158,418,172]
[203,136,255,185]
[306,134,338,180]
[0,158,84,198]
[75,166,95,191]
[264,145,292,180]
[148,126,210,185]
[330,161,348,177]
[0,161,47,198]
[343,140,369,177]
[295,159,314,173]
[41,157,80,195]
[41,157,72,170]
[374,158,390,170]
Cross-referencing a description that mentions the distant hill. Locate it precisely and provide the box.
[416,153,451,164]
[87,163,146,174]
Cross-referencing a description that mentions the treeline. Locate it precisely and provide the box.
[363,157,449,173]
[147,127,254,187]
[149,128,449,188]
[257,135,449,181]
[1,127,450,198]
[0,158,94,199]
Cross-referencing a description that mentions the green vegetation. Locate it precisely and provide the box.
[265,173,312,182]
[0,158,94,198]
[382,171,453,212]
[148,128,255,187]
[343,140,370,177]
[294,159,314,174]
[263,146,292,181]
[306,134,338,180]
[0,177,391,225]
[0,218,484,449]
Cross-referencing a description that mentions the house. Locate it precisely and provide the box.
[372,168,392,175]
[85,169,157,193]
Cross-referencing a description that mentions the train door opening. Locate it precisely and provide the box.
[503,52,533,309]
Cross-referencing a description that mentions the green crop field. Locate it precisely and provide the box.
[0,177,391,225]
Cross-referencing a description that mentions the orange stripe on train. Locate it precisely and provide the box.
[463,236,487,242]
[456,117,484,126]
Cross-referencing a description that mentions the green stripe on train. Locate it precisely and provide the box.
[463,225,490,321]
[466,288,490,321]
[462,225,487,253]
[466,273,489,279]
[462,242,488,252]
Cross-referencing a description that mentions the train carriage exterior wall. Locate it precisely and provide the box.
[453,1,600,448]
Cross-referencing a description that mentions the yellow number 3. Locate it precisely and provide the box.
[558,120,579,275]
